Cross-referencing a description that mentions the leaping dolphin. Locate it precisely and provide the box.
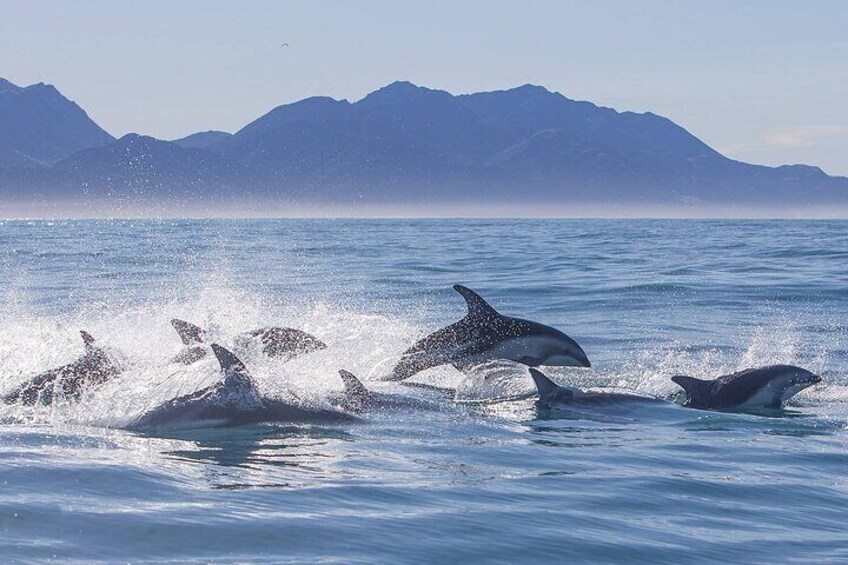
[169,319,327,365]
[131,344,352,431]
[233,327,327,360]
[2,331,121,406]
[671,365,822,411]
[386,285,590,381]
[529,368,666,409]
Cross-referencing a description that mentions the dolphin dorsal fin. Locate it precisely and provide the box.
[671,375,708,398]
[80,330,96,347]
[529,369,560,398]
[171,319,206,345]
[339,370,370,397]
[454,285,499,319]
[210,344,247,373]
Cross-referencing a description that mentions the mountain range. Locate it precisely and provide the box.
[1,77,846,214]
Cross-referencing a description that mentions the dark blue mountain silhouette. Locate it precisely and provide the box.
[172,130,232,149]
[0,78,845,210]
[0,78,113,166]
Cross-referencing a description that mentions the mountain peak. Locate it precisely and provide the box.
[511,83,552,94]
[358,81,451,106]
[0,78,22,94]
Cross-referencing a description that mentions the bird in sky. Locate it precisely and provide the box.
[281,42,290,47]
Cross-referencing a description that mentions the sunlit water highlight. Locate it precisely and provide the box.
[1,219,847,563]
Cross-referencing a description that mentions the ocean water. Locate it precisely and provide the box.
[0,218,847,564]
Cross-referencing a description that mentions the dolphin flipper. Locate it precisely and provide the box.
[171,319,206,345]
[453,285,499,319]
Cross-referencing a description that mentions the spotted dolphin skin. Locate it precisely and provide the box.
[2,331,121,406]
[169,319,327,365]
[529,368,666,409]
[671,364,822,411]
[131,344,352,431]
[386,285,590,381]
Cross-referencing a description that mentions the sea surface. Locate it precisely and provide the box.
[0,219,847,564]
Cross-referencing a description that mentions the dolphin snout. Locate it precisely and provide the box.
[810,374,823,384]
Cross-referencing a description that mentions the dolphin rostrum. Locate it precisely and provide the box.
[2,331,121,406]
[131,344,352,431]
[529,368,665,409]
[671,364,822,411]
[169,319,327,365]
[386,285,590,381]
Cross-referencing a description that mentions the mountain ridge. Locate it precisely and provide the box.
[1,77,846,213]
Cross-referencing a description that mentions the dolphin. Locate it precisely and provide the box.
[335,370,381,413]
[2,331,121,406]
[131,344,352,431]
[386,285,590,381]
[328,370,437,413]
[671,364,822,411]
[169,319,327,365]
[233,326,327,360]
[529,368,666,409]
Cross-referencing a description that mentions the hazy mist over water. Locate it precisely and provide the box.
[1,219,847,562]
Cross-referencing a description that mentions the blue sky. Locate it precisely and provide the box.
[1,0,846,174]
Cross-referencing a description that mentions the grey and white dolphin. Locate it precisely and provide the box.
[529,368,666,409]
[169,319,327,365]
[2,331,121,406]
[329,370,437,413]
[131,344,352,432]
[233,326,327,360]
[671,364,822,411]
[386,285,590,381]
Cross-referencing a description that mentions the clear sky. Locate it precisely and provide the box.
[1,0,846,175]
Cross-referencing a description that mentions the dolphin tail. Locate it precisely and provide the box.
[453,285,499,318]
[339,370,370,397]
[80,330,95,347]
[171,319,207,345]
[529,368,560,398]
[671,375,708,399]
[211,344,247,373]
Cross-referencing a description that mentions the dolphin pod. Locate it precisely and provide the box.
[0,285,825,428]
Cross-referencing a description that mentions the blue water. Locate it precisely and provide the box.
[1,219,847,563]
